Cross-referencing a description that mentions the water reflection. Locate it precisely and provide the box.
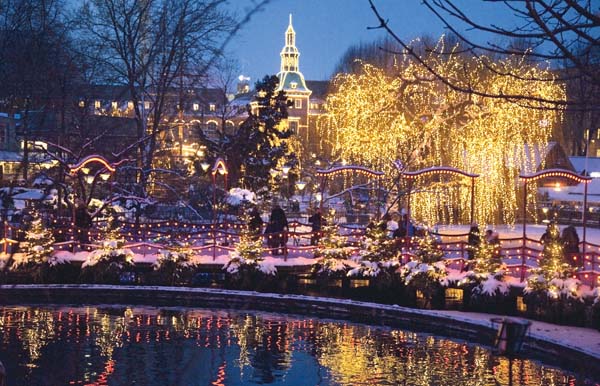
[0,306,596,386]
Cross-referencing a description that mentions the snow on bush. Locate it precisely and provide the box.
[82,240,135,269]
[226,188,257,206]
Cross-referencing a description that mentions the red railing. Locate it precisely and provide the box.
[3,220,598,287]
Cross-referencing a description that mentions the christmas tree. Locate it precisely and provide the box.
[12,209,58,270]
[467,233,509,298]
[313,209,353,275]
[224,211,274,275]
[526,222,580,299]
[81,215,134,283]
[400,231,448,307]
[348,220,399,277]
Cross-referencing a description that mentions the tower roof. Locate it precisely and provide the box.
[278,14,310,94]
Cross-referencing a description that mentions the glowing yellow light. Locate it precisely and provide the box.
[318,38,565,225]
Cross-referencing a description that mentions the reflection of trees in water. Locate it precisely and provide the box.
[227,313,292,383]
[0,306,584,386]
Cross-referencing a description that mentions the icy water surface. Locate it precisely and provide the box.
[0,305,597,385]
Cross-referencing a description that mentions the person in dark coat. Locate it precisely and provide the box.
[248,208,264,236]
[74,202,93,245]
[561,225,580,267]
[464,225,481,271]
[266,205,288,254]
[308,209,324,245]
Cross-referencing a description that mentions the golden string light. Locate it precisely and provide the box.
[319,38,565,225]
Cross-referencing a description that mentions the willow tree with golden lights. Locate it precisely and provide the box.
[321,38,565,225]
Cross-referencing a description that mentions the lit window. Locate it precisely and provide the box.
[111,101,118,110]
[94,100,101,109]
[289,121,298,134]
[290,82,297,89]
[209,103,216,112]
[78,100,85,108]
[144,101,150,110]
[127,101,134,110]
[295,99,302,109]
[193,103,199,111]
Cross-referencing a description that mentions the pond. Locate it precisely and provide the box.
[0,305,597,386]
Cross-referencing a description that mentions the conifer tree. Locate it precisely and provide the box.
[224,211,274,275]
[12,209,57,271]
[313,209,353,275]
[23,210,55,265]
[526,222,578,297]
[349,220,399,277]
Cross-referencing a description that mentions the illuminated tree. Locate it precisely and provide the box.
[81,216,134,283]
[224,211,274,277]
[313,209,354,275]
[400,232,448,307]
[348,221,399,277]
[321,38,564,225]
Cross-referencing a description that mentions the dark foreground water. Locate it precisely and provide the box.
[0,305,597,386]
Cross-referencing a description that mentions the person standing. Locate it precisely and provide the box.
[464,225,481,271]
[266,204,288,254]
[308,209,324,245]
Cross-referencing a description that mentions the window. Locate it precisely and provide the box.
[78,100,85,108]
[290,82,297,89]
[193,103,199,111]
[204,121,218,139]
[209,103,216,112]
[144,101,150,110]
[295,99,302,109]
[111,101,118,110]
[127,101,134,110]
[289,121,298,134]
[94,100,101,109]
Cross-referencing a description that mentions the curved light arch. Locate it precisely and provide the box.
[69,155,118,175]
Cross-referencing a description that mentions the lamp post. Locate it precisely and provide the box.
[211,158,228,260]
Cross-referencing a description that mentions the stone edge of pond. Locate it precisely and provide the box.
[1,284,599,378]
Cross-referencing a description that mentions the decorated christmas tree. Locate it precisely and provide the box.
[81,215,134,283]
[312,209,353,275]
[526,222,580,299]
[466,233,509,298]
[399,231,448,307]
[348,220,399,277]
[224,211,275,276]
[11,209,64,279]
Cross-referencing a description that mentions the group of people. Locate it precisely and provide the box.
[540,222,580,255]
[248,205,326,254]
[248,205,289,254]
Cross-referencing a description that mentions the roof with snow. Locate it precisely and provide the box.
[569,156,600,175]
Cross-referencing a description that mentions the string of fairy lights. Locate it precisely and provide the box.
[2,218,597,284]
[317,37,565,226]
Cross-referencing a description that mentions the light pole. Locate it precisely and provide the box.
[211,158,228,260]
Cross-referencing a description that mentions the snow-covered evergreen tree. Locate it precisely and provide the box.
[312,209,353,275]
[11,210,64,280]
[81,215,134,282]
[155,241,196,285]
[400,231,448,306]
[465,234,509,297]
[348,220,399,277]
[526,222,581,300]
[224,211,275,276]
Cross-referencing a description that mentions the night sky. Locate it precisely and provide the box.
[227,0,519,83]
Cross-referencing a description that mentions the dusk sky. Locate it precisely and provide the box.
[227,0,519,83]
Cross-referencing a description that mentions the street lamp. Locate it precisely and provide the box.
[211,158,228,260]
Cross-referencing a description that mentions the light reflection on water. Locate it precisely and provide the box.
[0,305,597,386]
